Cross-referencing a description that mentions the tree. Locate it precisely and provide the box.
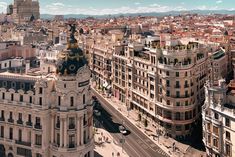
[144,119,148,128]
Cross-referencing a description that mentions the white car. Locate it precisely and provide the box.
[119,125,127,134]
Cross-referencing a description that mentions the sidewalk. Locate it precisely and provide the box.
[93,87,206,157]
[94,127,129,157]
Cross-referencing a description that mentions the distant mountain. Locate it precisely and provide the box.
[40,10,235,20]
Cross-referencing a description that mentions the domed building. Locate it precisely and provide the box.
[0,25,94,157]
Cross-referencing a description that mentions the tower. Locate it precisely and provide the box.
[50,24,94,157]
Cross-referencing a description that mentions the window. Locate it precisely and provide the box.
[18,113,22,121]
[213,138,218,147]
[36,153,42,157]
[176,102,180,106]
[2,93,4,99]
[29,96,32,103]
[214,113,219,120]
[175,81,180,88]
[11,93,14,101]
[176,72,179,77]
[20,95,23,102]
[17,147,32,157]
[208,134,211,143]
[58,96,61,106]
[167,100,170,105]
[226,131,230,140]
[166,71,169,76]
[0,126,4,138]
[225,118,230,127]
[207,123,211,131]
[166,80,170,87]
[70,97,74,106]
[83,94,85,104]
[64,84,66,88]
[9,111,13,119]
[175,125,181,131]
[39,87,43,94]
[185,124,190,130]
[176,91,180,98]
[69,117,75,129]
[225,143,231,156]
[1,110,4,119]
[57,133,60,146]
[39,97,42,105]
[36,117,40,125]
[175,112,180,120]
[35,134,42,145]
[213,126,219,135]
[28,115,31,122]
[185,100,188,106]
[69,134,75,148]
[166,90,170,96]
[9,128,13,140]
[18,129,22,141]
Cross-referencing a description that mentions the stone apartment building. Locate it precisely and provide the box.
[0,28,94,157]
[202,79,235,157]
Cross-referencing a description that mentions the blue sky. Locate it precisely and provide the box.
[0,0,234,15]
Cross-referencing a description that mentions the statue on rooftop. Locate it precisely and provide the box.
[69,24,77,35]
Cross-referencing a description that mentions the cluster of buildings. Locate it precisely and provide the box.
[79,14,235,156]
[0,0,235,156]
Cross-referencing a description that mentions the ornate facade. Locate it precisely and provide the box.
[202,79,235,157]
[0,26,94,157]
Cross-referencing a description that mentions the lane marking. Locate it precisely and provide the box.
[93,90,169,157]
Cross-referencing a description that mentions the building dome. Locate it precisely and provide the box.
[56,24,87,75]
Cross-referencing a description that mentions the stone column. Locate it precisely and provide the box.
[77,116,80,145]
[51,114,54,143]
[60,118,63,147]
[80,116,84,145]
[64,118,67,147]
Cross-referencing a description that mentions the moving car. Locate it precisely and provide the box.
[119,125,127,134]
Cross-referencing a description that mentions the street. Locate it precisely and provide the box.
[92,90,169,157]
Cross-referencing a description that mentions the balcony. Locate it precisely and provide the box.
[34,124,42,130]
[184,84,189,88]
[8,118,14,123]
[69,143,75,148]
[69,124,75,130]
[17,120,23,125]
[15,140,31,147]
[26,121,32,127]
[175,85,180,88]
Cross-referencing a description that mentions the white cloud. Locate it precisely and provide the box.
[0,2,7,13]
[134,2,140,5]
[216,0,223,4]
[52,3,65,6]
[150,3,161,7]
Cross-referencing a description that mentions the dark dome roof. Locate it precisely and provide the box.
[56,24,87,75]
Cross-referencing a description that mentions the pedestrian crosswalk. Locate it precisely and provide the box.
[136,139,169,156]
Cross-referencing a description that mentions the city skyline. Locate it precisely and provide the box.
[0,0,235,15]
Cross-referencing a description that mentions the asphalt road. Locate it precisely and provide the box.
[92,90,169,157]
